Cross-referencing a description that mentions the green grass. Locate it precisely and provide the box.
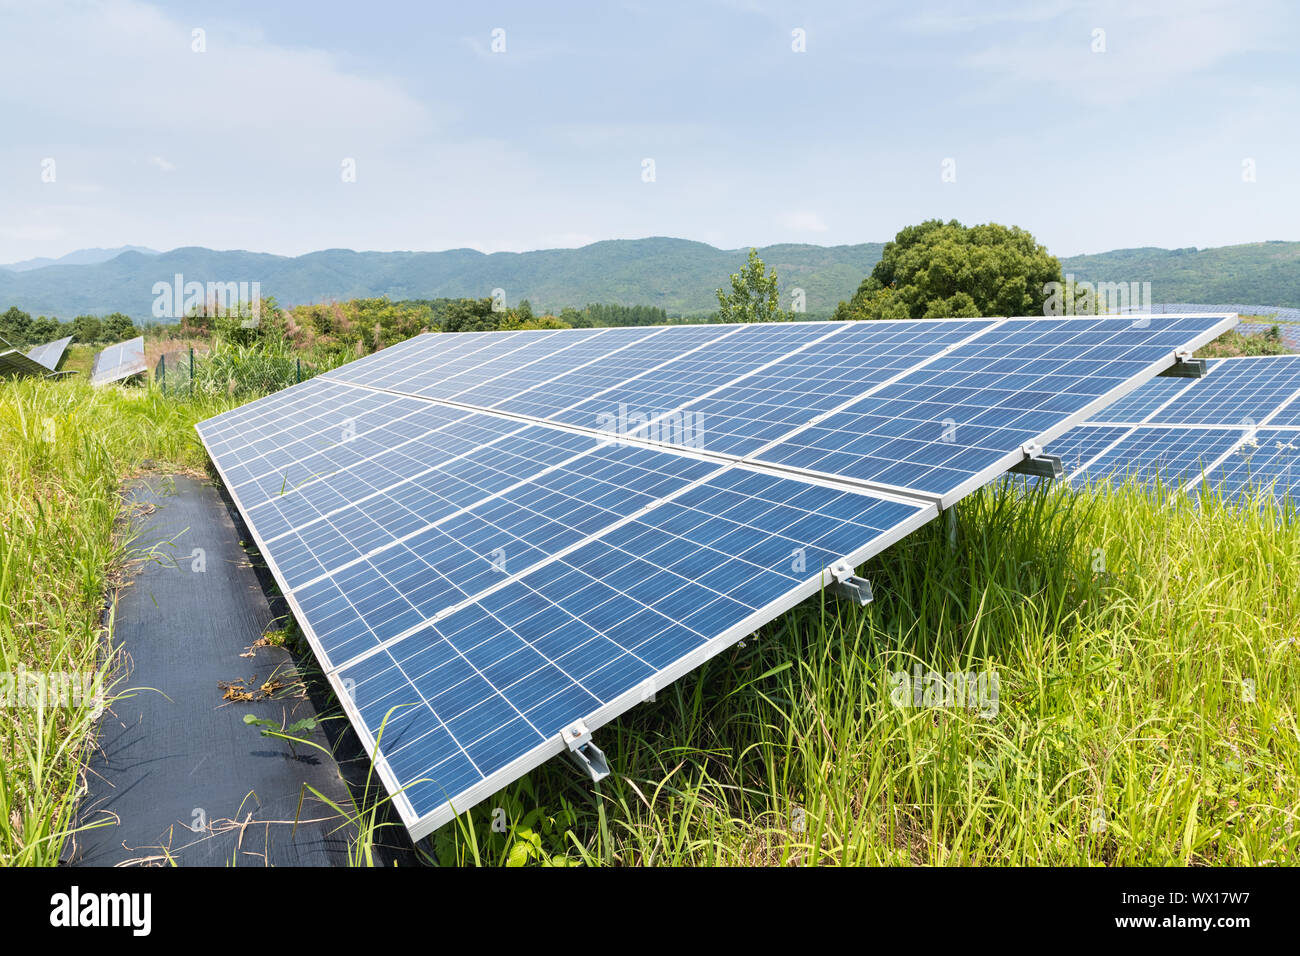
[425,482,1300,866]
[2,374,1297,867]
[0,377,241,866]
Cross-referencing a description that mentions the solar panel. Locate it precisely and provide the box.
[334,466,930,834]
[1070,426,1245,488]
[1121,356,1300,426]
[1238,322,1300,350]
[0,348,51,378]
[1046,354,1300,506]
[1203,429,1300,505]
[25,335,73,372]
[756,315,1234,504]
[89,336,148,386]
[197,313,1235,838]
[1035,424,1134,476]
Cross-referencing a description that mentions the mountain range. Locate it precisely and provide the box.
[0,245,160,273]
[1,238,1297,320]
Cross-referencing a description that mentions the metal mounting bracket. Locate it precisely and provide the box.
[1008,442,1064,480]
[561,720,610,782]
[827,560,874,606]
[1158,351,1207,379]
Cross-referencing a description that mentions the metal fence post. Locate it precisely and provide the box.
[296,357,301,384]
[189,346,195,393]
[158,353,165,394]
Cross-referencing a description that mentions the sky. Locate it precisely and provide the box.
[1,0,1297,263]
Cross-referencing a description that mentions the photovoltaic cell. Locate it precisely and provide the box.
[487,323,745,420]
[197,312,1235,838]
[25,335,73,371]
[1084,371,1204,423]
[1046,356,1300,507]
[1130,356,1300,426]
[285,434,719,669]
[1070,427,1244,488]
[89,336,147,386]
[1037,424,1133,475]
[0,348,50,377]
[618,319,996,457]
[334,466,931,832]
[541,321,844,428]
[758,316,1233,503]
[1203,429,1300,505]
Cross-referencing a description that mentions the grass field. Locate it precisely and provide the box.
[1,371,1297,867]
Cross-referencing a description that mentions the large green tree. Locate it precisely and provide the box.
[100,312,137,342]
[0,306,32,345]
[716,248,787,323]
[70,314,102,344]
[835,220,1063,320]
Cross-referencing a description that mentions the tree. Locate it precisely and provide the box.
[835,220,1063,320]
[0,306,32,345]
[716,248,787,323]
[70,314,102,344]
[100,312,137,341]
[442,297,498,333]
[27,315,59,343]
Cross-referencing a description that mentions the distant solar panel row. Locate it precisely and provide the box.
[25,335,73,372]
[198,313,1235,837]
[1237,322,1300,350]
[90,336,148,386]
[1045,355,1300,506]
[0,348,51,378]
[1149,303,1300,323]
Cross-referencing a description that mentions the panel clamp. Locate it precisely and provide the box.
[1158,350,1207,379]
[1008,442,1064,480]
[827,560,874,607]
[561,720,610,782]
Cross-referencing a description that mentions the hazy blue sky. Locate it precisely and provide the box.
[1,0,1296,262]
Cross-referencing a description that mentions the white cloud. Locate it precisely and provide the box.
[0,0,436,145]
[961,0,1288,105]
[148,156,176,172]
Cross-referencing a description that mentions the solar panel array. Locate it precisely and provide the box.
[25,335,73,372]
[0,348,51,378]
[1237,322,1300,350]
[90,336,148,386]
[1149,303,1300,323]
[198,313,1234,838]
[1047,355,1300,506]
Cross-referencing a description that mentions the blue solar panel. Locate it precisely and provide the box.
[1070,426,1243,488]
[612,319,997,456]
[334,466,931,835]
[757,316,1233,503]
[1039,424,1133,476]
[1237,322,1300,350]
[1131,356,1300,427]
[1084,371,1204,423]
[1046,356,1300,506]
[197,312,1234,838]
[1265,392,1300,427]
[1201,429,1300,506]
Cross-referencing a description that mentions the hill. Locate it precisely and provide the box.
[0,239,883,320]
[0,245,159,273]
[1059,241,1300,307]
[2,237,1299,321]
